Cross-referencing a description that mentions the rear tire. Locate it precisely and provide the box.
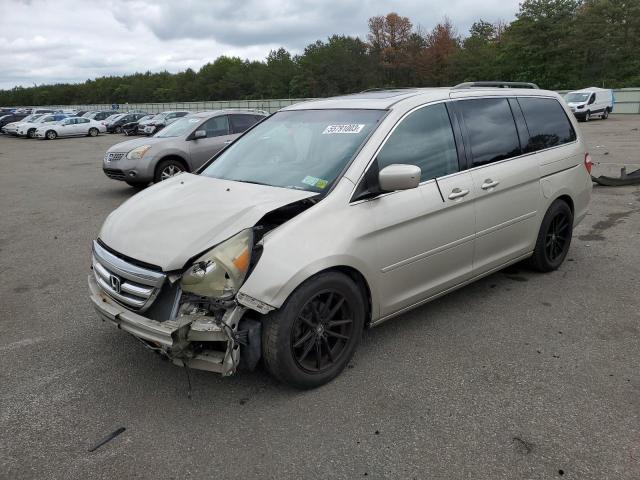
[602,109,609,120]
[262,271,365,389]
[528,199,573,272]
[154,158,185,182]
[45,130,57,140]
[88,128,98,137]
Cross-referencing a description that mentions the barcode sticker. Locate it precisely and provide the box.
[322,124,365,134]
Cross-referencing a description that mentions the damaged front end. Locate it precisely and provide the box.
[89,195,318,376]
[88,235,269,376]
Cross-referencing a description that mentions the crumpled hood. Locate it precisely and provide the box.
[99,173,316,271]
[107,136,169,153]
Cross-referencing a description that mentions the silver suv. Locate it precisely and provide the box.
[90,86,592,388]
[102,110,267,186]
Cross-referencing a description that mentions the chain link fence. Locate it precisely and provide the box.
[20,88,640,114]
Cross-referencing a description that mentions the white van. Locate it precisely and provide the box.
[564,87,614,121]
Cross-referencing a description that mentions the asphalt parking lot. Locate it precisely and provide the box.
[1,116,639,479]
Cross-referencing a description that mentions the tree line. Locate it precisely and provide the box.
[1,0,638,106]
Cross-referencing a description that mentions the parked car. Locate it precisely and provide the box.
[16,113,68,138]
[564,87,614,121]
[0,112,28,129]
[1,113,44,135]
[103,110,266,186]
[85,110,119,121]
[141,111,190,135]
[35,116,106,139]
[89,85,591,388]
[31,108,54,115]
[122,114,154,136]
[135,114,159,135]
[106,112,148,133]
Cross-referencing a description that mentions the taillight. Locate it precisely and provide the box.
[584,153,593,174]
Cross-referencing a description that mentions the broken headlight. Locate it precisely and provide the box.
[181,229,253,299]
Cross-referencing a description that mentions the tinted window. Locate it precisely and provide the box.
[377,103,459,181]
[518,97,576,152]
[200,115,230,137]
[229,114,260,134]
[77,118,90,124]
[458,98,521,166]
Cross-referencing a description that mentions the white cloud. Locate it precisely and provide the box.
[0,0,521,89]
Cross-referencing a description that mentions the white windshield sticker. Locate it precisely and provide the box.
[322,124,365,134]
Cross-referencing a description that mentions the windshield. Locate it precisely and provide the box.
[154,117,200,138]
[201,109,385,192]
[138,115,153,122]
[565,92,590,103]
[21,114,42,123]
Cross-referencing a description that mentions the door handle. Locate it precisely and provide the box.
[448,188,470,200]
[481,179,500,190]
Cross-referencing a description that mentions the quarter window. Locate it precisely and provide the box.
[377,103,459,181]
[458,98,521,166]
[518,97,576,152]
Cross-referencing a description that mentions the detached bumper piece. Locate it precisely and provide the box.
[89,273,260,376]
[592,167,640,186]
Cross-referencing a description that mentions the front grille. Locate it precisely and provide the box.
[104,152,125,162]
[103,168,126,180]
[92,241,166,311]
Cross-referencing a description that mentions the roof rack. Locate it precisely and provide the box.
[453,81,539,89]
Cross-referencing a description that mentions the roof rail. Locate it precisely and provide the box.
[453,81,539,89]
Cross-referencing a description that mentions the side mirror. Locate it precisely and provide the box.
[379,164,421,192]
[193,130,206,139]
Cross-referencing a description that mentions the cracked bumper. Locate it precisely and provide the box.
[88,274,245,375]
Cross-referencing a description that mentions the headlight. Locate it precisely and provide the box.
[126,145,151,160]
[181,229,253,299]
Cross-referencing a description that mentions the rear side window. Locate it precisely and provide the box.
[229,114,260,134]
[377,103,459,181]
[458,98,521,167]
[518,97,576,152]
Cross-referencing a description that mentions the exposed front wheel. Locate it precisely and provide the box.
[262,271,365,389]
[88,128,98,137]
[528,199,574,272]
[154,159,185,182]
[584,111,591,122]
[27,128,36,138]
[45,130,57,140]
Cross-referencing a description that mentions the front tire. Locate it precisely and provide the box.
[584,111,591,122]
[528,199,573,272]
[154,159,185,182]
[45,130,57,140]
[27,128,36,138]
[262,271,365,389]
[88,128,98,137]
[114,126,123,133]
[602,109,609,120]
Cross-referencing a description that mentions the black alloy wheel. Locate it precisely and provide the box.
[529,199,573,272]
[291,290,354,373]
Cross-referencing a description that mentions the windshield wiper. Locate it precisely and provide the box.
[233,179,271,187]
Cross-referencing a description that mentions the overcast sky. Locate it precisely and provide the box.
[0,0,522,90]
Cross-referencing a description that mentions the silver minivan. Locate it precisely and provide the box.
[102,110,267,186]
[89,86,592,388]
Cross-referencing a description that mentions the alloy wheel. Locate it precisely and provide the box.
[160,164,183,180]
[545,212,570,262]
[290,290,354,373]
